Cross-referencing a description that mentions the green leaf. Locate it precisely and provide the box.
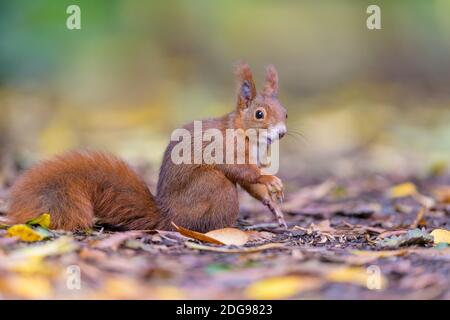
[377,229,434,249]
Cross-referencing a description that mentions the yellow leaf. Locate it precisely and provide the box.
[26,213,51,228]
[153,286,186,300]
[205,228,249,246]
[7,224,45,242]
[389,182,417,198]
[327,266,387,289]
[0,275,52,299]
[431,229,450,244]
[245,275,322,299]
[103,277,143,299]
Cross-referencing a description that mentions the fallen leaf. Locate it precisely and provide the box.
[245,230,275,242]
[377,229,434,249]
[185,242,285,253]
[388,182,435,208]
[205,228,249,246]
[172,222,224,245]
[26,213,51,229]
[311,219,335,233]
[389,182,417,198]
[430,229,450,245]
[245,275,322,299]
[7,224,51,242]
[327,266,387,289]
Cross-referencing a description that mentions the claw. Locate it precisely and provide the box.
[266,201,288,229]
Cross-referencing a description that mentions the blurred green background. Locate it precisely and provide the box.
[1,0,450,185]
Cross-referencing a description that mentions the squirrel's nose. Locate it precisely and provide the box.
[278,131,286,139]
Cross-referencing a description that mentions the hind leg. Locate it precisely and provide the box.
[160,170,240,233]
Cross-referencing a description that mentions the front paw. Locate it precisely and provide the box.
[258,175,284,202]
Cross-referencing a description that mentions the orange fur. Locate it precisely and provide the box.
[8,63,288,232]
[8,152,160,230]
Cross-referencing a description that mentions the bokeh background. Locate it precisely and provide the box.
[1,0,450,187]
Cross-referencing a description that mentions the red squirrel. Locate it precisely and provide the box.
[7,63,288,232]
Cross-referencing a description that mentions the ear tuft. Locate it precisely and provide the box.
[235,62,256,109]
[241,80,252,101]
[262,64,279,97]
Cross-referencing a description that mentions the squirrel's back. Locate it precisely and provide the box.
[8,151,160,230]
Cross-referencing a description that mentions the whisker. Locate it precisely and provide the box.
[285,132,308,145]
[287,130,307,141]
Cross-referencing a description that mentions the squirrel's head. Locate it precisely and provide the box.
[235,63,287,144]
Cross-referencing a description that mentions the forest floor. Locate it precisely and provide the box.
[0,170,449,299]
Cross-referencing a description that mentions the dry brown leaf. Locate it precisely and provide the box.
[245,230,275,242]
[205,228,249,246]
[312,219,335,233]
[171,222,224,245]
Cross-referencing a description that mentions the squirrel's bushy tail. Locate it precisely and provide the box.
[8,151,161,231]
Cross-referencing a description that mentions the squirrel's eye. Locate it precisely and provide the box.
[255,110,264,120]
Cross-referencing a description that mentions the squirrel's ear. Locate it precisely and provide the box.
[262,65,279,97]
[235,62,256,110]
